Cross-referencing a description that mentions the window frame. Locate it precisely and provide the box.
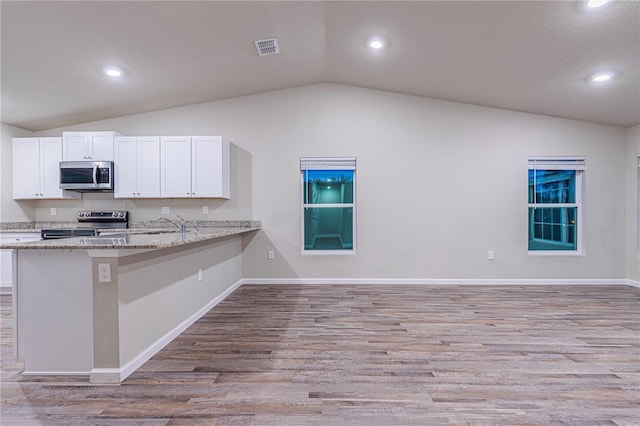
[528,157,585,256]
[300,157,356,256]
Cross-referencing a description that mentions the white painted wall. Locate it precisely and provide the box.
[626,125,639,282]
[2,83,631,280]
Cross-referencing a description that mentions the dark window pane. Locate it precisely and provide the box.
[528,170,576,204]
[303,170,354,204]
[304,207,353,250]
[528,207,577,250]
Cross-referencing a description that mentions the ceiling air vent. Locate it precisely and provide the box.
[255,38,280,56]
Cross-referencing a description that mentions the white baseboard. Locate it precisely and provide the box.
[21,370,89,377]
[0,285,12,295]
[627,279,640,288]
[89,278,244,384]
[240,278,634,286]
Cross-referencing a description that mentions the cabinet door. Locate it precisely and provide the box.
[12,138,41,199]
[0,249,12,289]
[161,137,192,197]
[114,137,138,198]
[39,137,64,198]
[191,136,228,198]
[62,132,89,161]
[88,132,115,161]
[137,137,161,197]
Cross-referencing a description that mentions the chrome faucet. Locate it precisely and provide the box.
[158,215,187,233]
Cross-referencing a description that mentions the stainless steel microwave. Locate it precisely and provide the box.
[59,161,114,191]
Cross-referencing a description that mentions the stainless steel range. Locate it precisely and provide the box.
[40,211,129,239]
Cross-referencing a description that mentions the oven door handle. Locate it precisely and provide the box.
[93,164,98,186]
[41,232,61,239]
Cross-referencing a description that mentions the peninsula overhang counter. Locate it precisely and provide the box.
[5,223,260,383]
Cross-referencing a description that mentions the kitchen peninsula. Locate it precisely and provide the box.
[1,222,260,383]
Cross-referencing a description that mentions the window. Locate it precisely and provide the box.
[528,157,584,253]
[301,157,356,254]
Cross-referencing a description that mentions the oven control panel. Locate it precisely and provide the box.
[77,211,128,220]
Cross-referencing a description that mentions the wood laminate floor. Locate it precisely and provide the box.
[1,285,639,425]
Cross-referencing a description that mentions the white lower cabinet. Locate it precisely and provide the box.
[0,233,41,293]
[114,136,161,198]
[160,136,229,198]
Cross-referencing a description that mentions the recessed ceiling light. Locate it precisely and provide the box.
[103,67,122,78]
[587,0,610,8]
[368,38,384,50]
[591,72,613,82]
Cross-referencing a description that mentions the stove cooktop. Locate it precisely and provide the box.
[41,210,129,240]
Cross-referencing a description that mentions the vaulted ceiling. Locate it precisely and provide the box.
[1,1,638,131]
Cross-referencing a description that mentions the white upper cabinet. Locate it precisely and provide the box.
[15,132,230,200]
[114,136,161,198]
[12,137,78,199]
[62,131,121,161]
[192,137,229,198]
[12,138,40,199]
[160,136,229,199]
[160,136,192,198]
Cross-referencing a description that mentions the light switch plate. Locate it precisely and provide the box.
[161,206,170,215]
[202,206,209,214]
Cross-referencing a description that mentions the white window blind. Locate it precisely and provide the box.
[300,157,356,171]
[528,157,585,171]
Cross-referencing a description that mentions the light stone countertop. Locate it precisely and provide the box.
[0,222,261,250]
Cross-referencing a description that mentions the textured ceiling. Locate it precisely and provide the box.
[1,1,638,131]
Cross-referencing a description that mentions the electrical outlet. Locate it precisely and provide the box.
[202,206,209,214]
[488,250,495,260]
[98,263,112,283]
[198,268,203,281]
[161,206,170,215]
[50,207,57,216]
[268,250,275,260]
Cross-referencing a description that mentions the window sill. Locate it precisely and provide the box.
[302,250,356,256]
[528,250,584,256]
